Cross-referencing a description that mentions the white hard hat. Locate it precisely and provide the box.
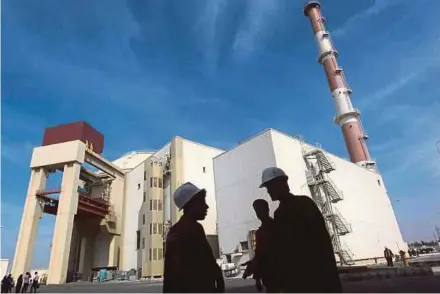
[174,182,206,210]
[259,167,288,188]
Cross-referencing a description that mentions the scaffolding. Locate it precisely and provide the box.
[300,138,354,265]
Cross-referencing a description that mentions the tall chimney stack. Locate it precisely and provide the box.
[303,1,376,171]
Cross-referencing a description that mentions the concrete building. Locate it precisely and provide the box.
[11,122,222,284]
[117,138,223,277]
[214,129,407,266]
[11,124,408,284]
[1,259,10,278]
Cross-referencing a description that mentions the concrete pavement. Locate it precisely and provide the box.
[39,275,440,293]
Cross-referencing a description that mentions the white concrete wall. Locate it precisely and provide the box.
[0,259,9,277]
[326,154,407,259]
[92,231,110,268]
[214,129,407,260]
[30,140,86,168]
[182,140,223,236]
[213,130,277,254]
[154,143,171,159]
[122,162,145,271]
[113,152,153,170]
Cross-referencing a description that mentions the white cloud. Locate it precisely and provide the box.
[195,0,228,74]
[374,102,440,178]
[1,140,35,165]
[232,0,281,60]
[332,0,406,37]
[360,35,440,110]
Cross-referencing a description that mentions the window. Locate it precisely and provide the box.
[149,249,152,261]
[149,223,152,234]
[143,192,146,202]
[203,167,206,173]
[150,177,153,188]
[158,200,163,211]
[142,237,145,249]
[153,178,158,188]
[158,224,163,235]
[153,223,157,234]
[143,214,146,225]
[144,171,147,181]
[153,248,157,261]
[150,200,153,210]
[159,248,163,260]
[137,183,141,190]
[158,178,163,188]
[377,179,381,186]
[153,200,157,210]
[136,231,140,250]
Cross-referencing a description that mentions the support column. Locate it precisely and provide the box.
[11,168,48,279]
[47,162,81,284]
[170,137,184,225]
[108,235,118,267]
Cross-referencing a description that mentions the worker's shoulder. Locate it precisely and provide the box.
[293,195,320,210]
[166,218,205,242]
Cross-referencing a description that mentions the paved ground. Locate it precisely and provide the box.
[40,275,440,293]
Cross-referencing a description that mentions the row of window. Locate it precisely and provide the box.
[149,248,164,261]
[136,233,165,261]
[149,222,163,235]
[150,177,163,188]
[149,199,163,211]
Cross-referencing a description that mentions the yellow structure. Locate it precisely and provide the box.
[11,140,125,284]
[11,136,223,283]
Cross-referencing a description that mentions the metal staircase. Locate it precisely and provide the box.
[329,207,352,236]
[300,137,354,266]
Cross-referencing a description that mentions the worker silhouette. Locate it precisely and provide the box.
[163,182,225,293]
[384,247,394,267]
[243,199,278,293]
[259,167,342,293]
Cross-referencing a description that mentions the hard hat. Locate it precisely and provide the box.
[173,182,206,210]
[259,167,288,188]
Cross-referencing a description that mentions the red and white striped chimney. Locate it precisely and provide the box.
[303,1,376,171]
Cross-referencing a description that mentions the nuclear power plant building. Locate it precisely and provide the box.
[11,0,408,284]
[214,129,407,266]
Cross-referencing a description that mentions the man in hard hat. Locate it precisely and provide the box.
[259,167,342,293]
[242,199,278,293]
[163,182,225,293]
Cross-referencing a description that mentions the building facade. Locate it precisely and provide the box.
[131,137,223,278]
[214,129,407,266]
[11,123,408,284]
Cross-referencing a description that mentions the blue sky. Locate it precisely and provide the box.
[2,0,440,268]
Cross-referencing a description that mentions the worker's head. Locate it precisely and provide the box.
[252,199,270,221]
[174,182,209,221]
[259,167,289,201]
[183,190,209,220]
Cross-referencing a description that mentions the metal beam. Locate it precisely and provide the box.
[84,151,124,178]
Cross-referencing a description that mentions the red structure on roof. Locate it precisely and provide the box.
[42,121,105,154]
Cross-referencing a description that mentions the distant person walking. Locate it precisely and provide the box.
[21,273,31,293]
[163,182,225,293]
[6,275,13,293]
[30,273,39,293]
[259,167,342,293]
[243,199,278,292]
[384,247,394,267]
[14,275,22,293]
[1,275,9,293]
